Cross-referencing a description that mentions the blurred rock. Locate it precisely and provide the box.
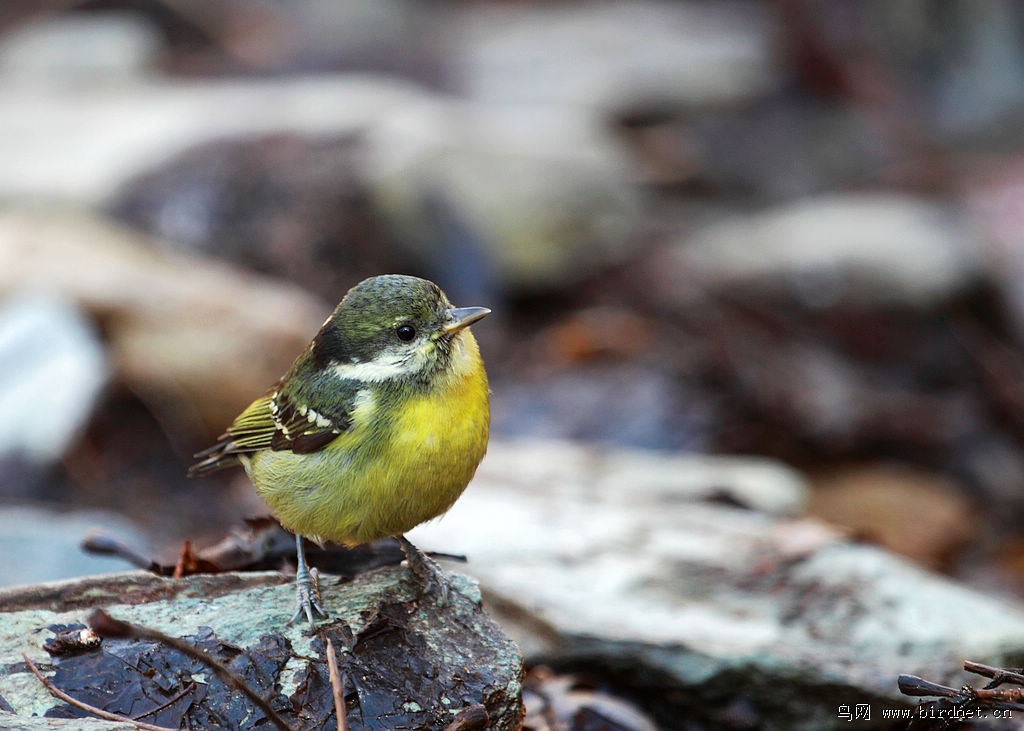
[689,98,895,201]
[411,439,1024,729]
[0,207,327,434]
[0,64,640,291]
[654,193,979,309]
[0,293,108,463]
[109,134,402,304]
[0,13,162,80]
[0,505,148,588]
[807,464,977,570]
[483,439,809,519]
[360,98,641,290]
[446,1,777,112]
[707,336,981,455]
[280,0,437,77]
[0,73,431,204]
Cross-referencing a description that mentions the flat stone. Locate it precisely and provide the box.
[410,439,1024,729]
[0,568,523,730]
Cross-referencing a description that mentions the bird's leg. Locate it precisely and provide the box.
[396,535,450,606]
[288,534,329,627]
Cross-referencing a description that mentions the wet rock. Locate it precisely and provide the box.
[0,293,108,464]
[0,207,327,433]
[0,568,523,730]
[410,439,1024,729]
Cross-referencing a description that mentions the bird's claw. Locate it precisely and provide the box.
[397,536,451,607]
[288,566,329,627]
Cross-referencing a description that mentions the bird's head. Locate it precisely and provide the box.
[309,275,489,384]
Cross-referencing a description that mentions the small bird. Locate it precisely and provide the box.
[189,274,491,625]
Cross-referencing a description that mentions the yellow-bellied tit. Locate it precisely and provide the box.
[189,274,490,625]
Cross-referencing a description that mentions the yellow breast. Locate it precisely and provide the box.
[247,331,490,545]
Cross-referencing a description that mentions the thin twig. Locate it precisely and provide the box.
[88,609,292,731]
[973,687,1024,708]
[959,662,1024,708]
[325,636,347,731]
[22,653,176,731]
[964,661,1024,688]
[899,663,1024,716]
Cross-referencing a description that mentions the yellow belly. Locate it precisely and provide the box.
[245,338,489,545]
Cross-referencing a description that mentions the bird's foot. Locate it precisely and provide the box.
[287,565,329,628]
[396,535,451,606]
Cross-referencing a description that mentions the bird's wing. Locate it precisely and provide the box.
[188,383,355,476]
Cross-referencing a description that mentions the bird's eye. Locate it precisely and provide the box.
[396,324,416,342]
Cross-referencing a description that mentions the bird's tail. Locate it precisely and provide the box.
[187,440,240,477]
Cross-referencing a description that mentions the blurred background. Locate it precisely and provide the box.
[2,0,1024,606]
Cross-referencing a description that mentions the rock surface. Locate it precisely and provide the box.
[409,439,1024,729]
[0,568,523,730]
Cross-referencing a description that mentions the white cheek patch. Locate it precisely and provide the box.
[329,335,440,383]
[329,340,430,382]
[330,358,407,383]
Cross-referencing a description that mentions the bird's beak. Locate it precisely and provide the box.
[444,306,491,334]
